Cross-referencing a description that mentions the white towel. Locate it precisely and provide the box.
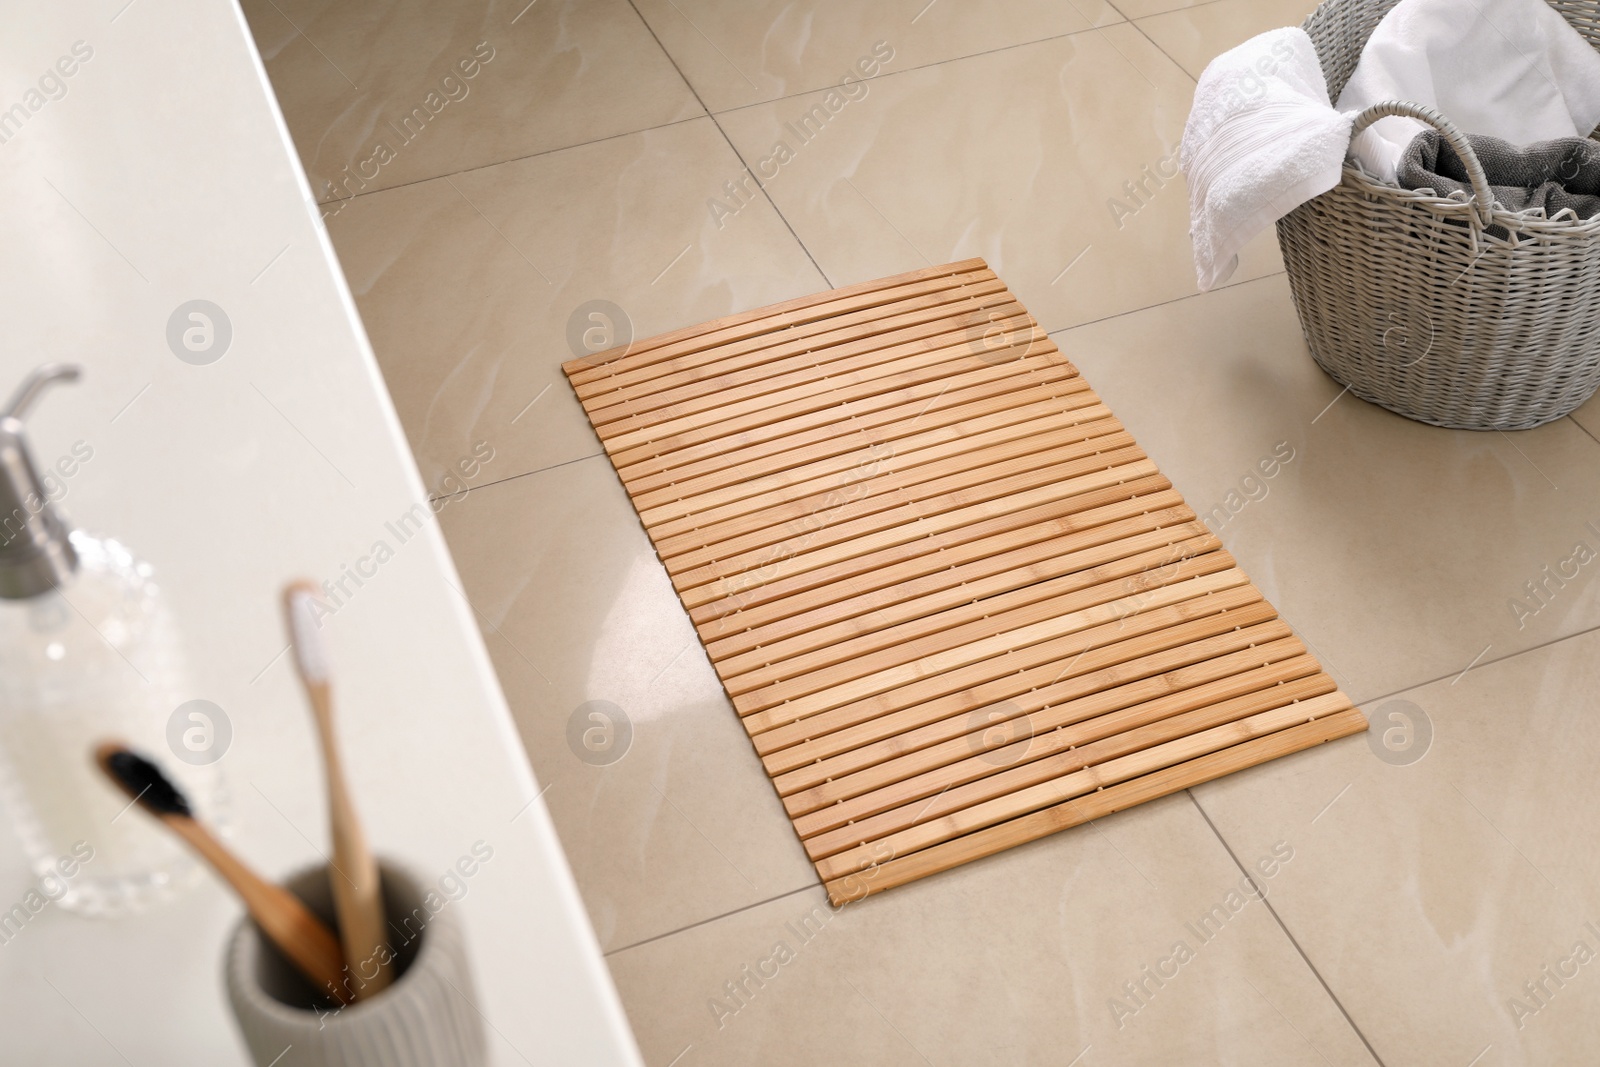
[1338,0,1600,183]
[1181,28,1352,291]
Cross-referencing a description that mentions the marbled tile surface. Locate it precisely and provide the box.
[250,2,1600,1062]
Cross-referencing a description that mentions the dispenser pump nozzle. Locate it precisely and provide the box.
[0,364,83,600]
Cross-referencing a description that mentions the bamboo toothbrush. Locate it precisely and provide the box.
[94,742,352,1005]
[283,581,392,998]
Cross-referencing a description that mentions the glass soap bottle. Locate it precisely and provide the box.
[0,364,217,915]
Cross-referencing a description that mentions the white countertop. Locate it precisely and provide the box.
[0,2,641,1062]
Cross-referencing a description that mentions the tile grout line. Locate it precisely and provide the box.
[1118,0,1275,24]
[258,13,1600,1054]
[1187,792,1389,1067]
[601,884,819,958]
[688,0,1252,123]
[622,0,835,289]
[1045,269,1287,340]
[429,224,1288,507]
[435,251,1294,510]
[1084,5,1198,185]
[439,279,1317,547]
[1568,412,1600,449]
[431,449,606,505]
[311,114,710,211]
[1115,3,1202,89]
[1099,0,1248,93]
[436,265,1292,508]
[1348,618,1600,710]
[292,0,1594,967]
[308,8,1206,215]
[705,22,1121,120]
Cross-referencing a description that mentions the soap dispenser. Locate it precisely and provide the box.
[0,364,216,915]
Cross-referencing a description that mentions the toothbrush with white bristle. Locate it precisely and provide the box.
[283,580,392,999]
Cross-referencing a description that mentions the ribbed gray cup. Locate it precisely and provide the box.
[224,861,488,1067]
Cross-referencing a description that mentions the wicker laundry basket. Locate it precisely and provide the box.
[1277,0,1600,429]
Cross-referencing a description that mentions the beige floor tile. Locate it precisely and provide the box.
[324,117,827,490]
[608,793,1377,1066]
[1056,273,1600,703]
[1115,0,1227,23]
[632,0,1123,114]
[1569,390,1600,442]
[714,25,1282,336]
[438,456,821,951]
[250,6,1600,1062]
[1138,0,1320,80]
[1194,627,1600,1064]
[241,0,702,199]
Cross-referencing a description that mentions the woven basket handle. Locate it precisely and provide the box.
[1351,101,1495,228]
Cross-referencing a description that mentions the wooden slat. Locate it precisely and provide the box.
[780,633,1309,814]
[637,400,1117,527]
[562,260,1365,903]
[822,708,1368,905]
[769,614,1293,792]
[812,691,1355,879]
[593,327,1053,454]
[742,572,1254,729]
[566,259,990,382]
[589,303,1035,430]
[688,478,1183,623]
[714,528,1219,687]
[645,415,1128,544]
[745,581,1266,750]
[727,553,1242,716]
[629,392,1109,515]
[759,602,1288,777]
[601,345,1066,475]
[582,284,1016,417]
[652,427,1139,563]
[665,454,1159,588]
[576,272,1008,401]
[604,351,1081,476]
[795,662,1332,845]
[618,363,1088,494]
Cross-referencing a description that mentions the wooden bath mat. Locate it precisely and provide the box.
[563,260,1366,905]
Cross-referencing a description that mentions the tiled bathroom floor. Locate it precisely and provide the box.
[245,2,1600,1063]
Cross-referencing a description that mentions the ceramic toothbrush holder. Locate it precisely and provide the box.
[224,860,487,1067]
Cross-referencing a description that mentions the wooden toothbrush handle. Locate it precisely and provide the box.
[310,685,392,997]
[166,815,352,1005]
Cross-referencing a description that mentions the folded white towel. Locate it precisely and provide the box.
[1338,0,1600,183]
[1181,28,1352,291]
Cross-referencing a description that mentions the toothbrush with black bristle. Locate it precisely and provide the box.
[92,742,352,1005]
[283,581,392,999]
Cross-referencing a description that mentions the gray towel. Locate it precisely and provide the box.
[1396,132,1600,233]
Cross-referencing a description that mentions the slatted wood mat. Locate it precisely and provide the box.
[563,260,1366,905]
